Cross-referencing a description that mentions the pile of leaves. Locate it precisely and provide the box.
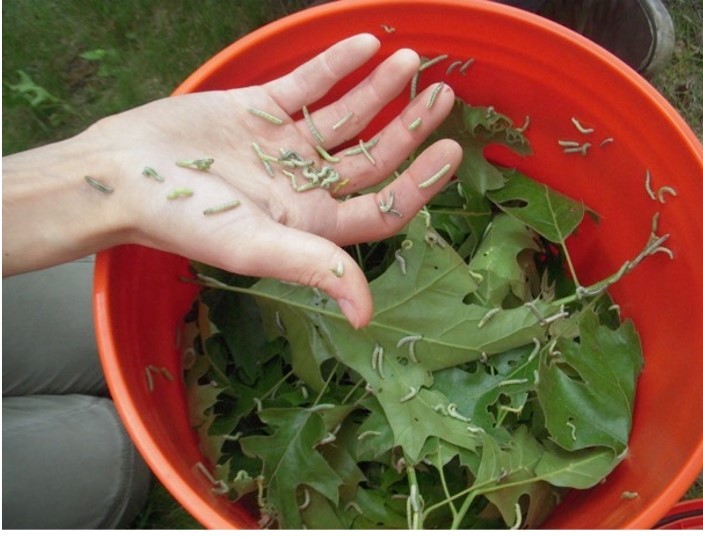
[182,101,645,529]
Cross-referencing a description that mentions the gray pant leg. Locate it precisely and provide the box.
[2,394,151,529]
[2,259,152,528]
[2,257,105,397]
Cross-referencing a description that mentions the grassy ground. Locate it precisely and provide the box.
[2,0,317,155]
[3,0,701,529]
[651,0,703,138]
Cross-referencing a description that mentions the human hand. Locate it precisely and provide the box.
[4,34,462,327]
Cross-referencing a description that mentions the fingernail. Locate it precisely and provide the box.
[338,298,360,329]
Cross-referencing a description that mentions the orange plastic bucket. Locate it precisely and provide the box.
[94,0,703,529]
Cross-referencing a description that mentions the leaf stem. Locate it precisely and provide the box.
[406,463,423,529]
[424,471,525,523]
[354,243,364,272]
[200,347,236,397]
[261,369,295,402]
[544,192,581,288]
[552,231,670,308]
[560,241,581,289]
[436,444,459,521]
[188,274,348,322]
[340,377,365,405]
[450,490,478,529]
[430,207,493,219]
[430,451,619,528]
[350,389,371,409]
[311,361,340,407]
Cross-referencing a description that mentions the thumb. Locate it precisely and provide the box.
[217,221,373,329]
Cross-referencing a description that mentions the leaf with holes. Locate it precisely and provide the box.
[536,308,643,454]
[428,101,531,194]
[239,407,344,528]
[473,428,551,529]
[486,169,593,244]
[466,213,541,307]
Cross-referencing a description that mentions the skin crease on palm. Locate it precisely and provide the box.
[2,33,463,328]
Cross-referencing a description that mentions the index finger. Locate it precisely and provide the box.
[263,33,381,115]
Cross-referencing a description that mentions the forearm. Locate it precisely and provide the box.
[2,126,131,277]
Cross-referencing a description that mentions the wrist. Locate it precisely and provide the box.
[2,127,134,276]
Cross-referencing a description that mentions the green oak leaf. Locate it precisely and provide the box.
[428,100,531,194]
[204,217,563,461]
[298,488,346,529]
[318,422,366,503]
[474,428,547,528]
[534,443,619,489]
[239,407,344,528]
[537,309,643,453]
[433,344,540,437]
[355,398,395,461]
[349,487,408,529]
[203,290,279,384]
[466,213,540,307]
[486,169,591,245]
[184,347,223,429]
[208,356,288,437]
[184,98,646,530]
[366,353,482,463]
[183,341,228,465]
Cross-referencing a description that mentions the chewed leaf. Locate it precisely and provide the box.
[239,407,344,528]
[367,353,483,462]
[433,344,539,436]
[535,444,619,489]
[475,429,548,528]
[486,169,593,244]
[537,309,643,453]
[428,100,531,194]
[466,213,541,307]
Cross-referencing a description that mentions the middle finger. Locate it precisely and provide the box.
[294,48,421,149]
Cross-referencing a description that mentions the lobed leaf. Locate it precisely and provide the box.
[475,429,548,528]
[486,169,591,245]
[239,407,344,528]
[466,213,541,307]
[534,444,619,489]
[429,101,531,195]
[537,309,643,453]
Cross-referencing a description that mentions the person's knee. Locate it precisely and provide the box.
[2,394,151,528]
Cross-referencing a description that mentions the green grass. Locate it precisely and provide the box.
[2,0,316,155]
[651,0,703,140]
[3,0,701,529]
[684,475,703,501]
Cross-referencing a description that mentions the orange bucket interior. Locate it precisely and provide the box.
[94,0,703,529]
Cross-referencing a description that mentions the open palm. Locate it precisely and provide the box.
[103,34,462,327]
